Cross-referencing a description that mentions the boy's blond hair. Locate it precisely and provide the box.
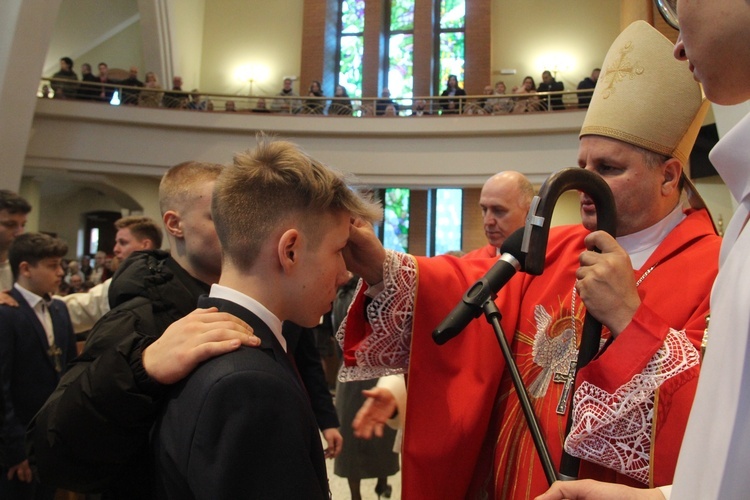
[213,137,382,270]
[114,216,163,248]
[158,161,224,215]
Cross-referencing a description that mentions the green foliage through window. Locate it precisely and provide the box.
[438,32,465,90]
[388,33,414,99]
[440,0,465,29]
[437,0,465,92]
[391,0,414,30]
[339,35,364,98]
[342,0,365,33]
[384,188,410,252]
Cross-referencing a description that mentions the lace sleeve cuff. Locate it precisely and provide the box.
[338,250,417,381]
[564,328,700,484]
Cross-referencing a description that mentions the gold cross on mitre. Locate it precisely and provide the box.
[601,41,644,99]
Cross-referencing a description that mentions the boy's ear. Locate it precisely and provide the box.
[278,229,300,272]
[163,210,183,237]
[18,261,30,277]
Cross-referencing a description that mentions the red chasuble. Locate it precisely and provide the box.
[463,243,498,259]
[342,209,720,499]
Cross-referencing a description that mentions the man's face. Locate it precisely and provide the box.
[479,178,528,249]
[94,252,106,266]
[542,72,552,84]
[289,211,351,328]
[495,82,506,94]
[591,69,600,82]
[113,227,152,261]
[578,136,668,236]
[283,79,292,90]
[179,181,222,281]
[23,257,64,296]
[674,0,750,105]
[70,274,83,289]
[173,77,182,88]
[98,64,108,77]
[0,209,27,253]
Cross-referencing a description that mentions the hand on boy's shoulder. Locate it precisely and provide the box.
[0,290,19,307]
[142,307,259,385]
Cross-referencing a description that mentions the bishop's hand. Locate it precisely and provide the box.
[575,231,641,337]
[344,218,387,286]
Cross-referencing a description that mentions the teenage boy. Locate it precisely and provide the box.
[152,138,381,498]
[0,233,76,499]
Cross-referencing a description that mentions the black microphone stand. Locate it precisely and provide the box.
[483,299,558,485]
[523,168,617,480]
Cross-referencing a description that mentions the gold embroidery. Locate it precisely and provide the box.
[602,41,645,99]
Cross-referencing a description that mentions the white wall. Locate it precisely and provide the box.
[44,0,141,76]
[198,0,304,96]
[491,0,620,104]
[76,21,145,75]
[168,0,206,89]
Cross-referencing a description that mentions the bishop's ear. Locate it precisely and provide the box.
[661,158,682,195]
[278,228,300,271]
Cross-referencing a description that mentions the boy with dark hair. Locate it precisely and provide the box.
[153,138,381,498]
[0,190,32,291]
[0,233,76,499]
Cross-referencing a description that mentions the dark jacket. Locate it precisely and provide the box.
[26,250,338,497]
[154,297,329,499]
[285,323,339,431]
[440,87,467,113]
[26,250,209,498]
[577,77,597,108]
[537,79,565,110]
[1,290,76,466]
[77,73,100,100]
[50,69,78,99]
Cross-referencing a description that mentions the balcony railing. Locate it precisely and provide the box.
[40,77,594,116]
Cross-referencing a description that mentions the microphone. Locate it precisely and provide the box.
[432,228,526,345]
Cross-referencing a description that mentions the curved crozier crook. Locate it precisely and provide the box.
[522,167,617,275]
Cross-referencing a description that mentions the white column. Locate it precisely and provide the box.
[137,0,174,85]
[0,0,63,191]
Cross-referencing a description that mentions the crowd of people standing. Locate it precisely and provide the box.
[45,56,599,116]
